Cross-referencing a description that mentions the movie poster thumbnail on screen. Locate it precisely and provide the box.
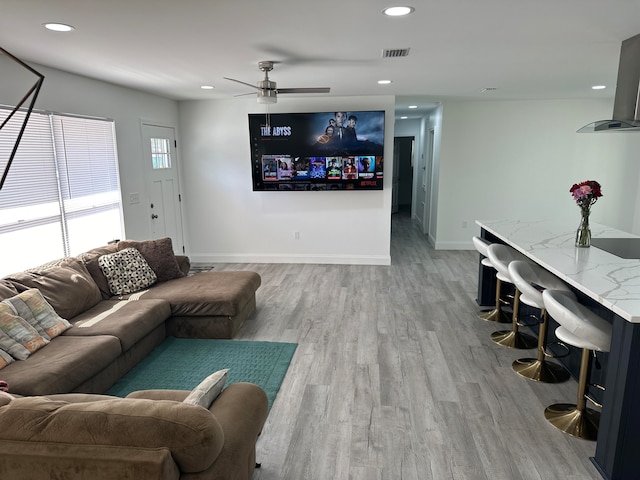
[249,110,385,191]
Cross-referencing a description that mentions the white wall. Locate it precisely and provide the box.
[434,98,617,249]
[0,64,180,242]
[178,95,395,265]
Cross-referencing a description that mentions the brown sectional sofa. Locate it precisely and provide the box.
[0,238,268,479]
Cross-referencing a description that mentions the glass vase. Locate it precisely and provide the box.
[575,207,591,248]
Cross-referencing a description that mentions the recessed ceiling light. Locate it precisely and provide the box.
[201,85,215,90]
[43,23,75,32]
[383,6,415,16]
[378,80,392,85]
[592,85,606,90]
[408,105,417,109]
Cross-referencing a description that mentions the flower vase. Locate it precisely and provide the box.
[575,207,591,248]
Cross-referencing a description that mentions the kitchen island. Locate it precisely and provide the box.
[477,219,640,480]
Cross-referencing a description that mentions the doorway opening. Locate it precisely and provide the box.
[392,136,415,216]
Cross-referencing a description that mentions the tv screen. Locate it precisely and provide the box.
[249,110,385,191]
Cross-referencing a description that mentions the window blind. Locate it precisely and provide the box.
[0,107,123,275]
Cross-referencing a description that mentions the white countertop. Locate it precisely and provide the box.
[476,219,640,323]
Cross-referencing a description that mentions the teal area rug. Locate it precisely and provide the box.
[107,337,297,410]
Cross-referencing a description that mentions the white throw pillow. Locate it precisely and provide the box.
[183,369,229,408]
[98,248,157,296]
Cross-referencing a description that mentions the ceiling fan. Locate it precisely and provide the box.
[223,61,330,104]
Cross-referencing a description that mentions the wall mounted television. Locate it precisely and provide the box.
[249,110,384,191]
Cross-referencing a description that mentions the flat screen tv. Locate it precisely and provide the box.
[249,110,385,191]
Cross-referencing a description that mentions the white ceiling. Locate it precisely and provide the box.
[2,0,640,119]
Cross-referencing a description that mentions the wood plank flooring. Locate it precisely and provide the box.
[203,212,602,480]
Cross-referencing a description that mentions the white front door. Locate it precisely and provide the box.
[141,123,184,254]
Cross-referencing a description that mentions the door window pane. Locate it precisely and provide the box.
[150,137,172,169]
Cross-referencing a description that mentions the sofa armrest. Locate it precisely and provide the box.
[0,396,224,473]
[129,383,268,480]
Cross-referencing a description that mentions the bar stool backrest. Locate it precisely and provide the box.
[509,261,573,309]
[542,289,612,353]
[472,236,491,257]
[486,244,530,282]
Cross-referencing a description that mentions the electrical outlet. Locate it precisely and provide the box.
[129,192,140,204]
[294,231,300,240]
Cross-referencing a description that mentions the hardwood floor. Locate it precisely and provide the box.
[206,213,602,480]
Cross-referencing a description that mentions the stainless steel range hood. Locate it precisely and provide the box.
[578,33,640,132]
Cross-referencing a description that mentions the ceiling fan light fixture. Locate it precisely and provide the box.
[383,6,415,16]
[257,90,277,104]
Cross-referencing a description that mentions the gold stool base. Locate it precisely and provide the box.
[544,403,600,440]
[478,308,511,323]
[512,358,570,383]
[491,330,537,349]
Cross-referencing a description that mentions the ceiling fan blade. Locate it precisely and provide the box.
[223,77,261,91]
[257,45,374,67]
[277,87,330,94]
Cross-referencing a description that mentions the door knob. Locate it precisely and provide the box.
[151,214,158,219]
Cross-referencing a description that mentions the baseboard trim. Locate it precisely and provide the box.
[433,240,473,250]
[190,253,392,266]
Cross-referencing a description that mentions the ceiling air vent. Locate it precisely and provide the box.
[382,48,410,58]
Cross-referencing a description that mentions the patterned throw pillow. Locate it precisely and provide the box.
[0,309,48,360]
[3,289,71,341]
[98,248,158,296]
[117,237,185,282]
[183,369,229,408]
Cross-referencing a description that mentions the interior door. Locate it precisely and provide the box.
[141,123,184,254]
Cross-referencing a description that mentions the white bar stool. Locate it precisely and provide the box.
[542,289,612,440]
[472,236,508,322]
[508,261,572,383]
[487,244,537,349]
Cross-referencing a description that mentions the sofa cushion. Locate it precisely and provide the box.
[123,271,261,317]
[99,248,157,296]
[5,258,102,320]
[0,308,49,360]
[118,238,185,283]
[0,280,18,301]
[0,396,224,473]
[63,299,171,351]
[183,369,229,408]
[0,349,14,370]
[175,255,191,277]
[3,289,71,341]
[77,244,120,299]
[0,335,122,396]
